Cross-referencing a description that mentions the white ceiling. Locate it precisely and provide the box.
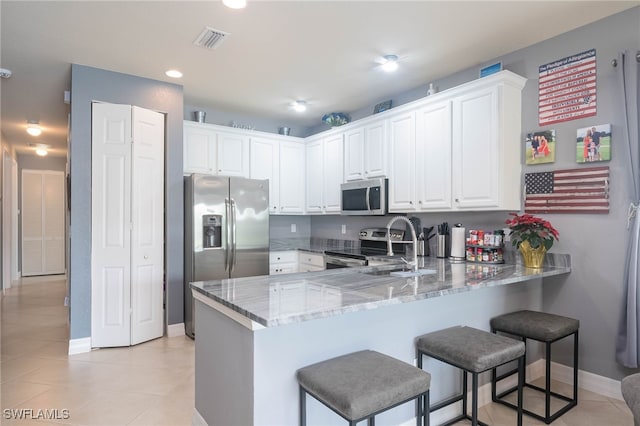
[1,1,638,157]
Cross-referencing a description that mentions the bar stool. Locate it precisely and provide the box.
[490,310,579,424]
[415,326,525,426]
[296,350,431,426]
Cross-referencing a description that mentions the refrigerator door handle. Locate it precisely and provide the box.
[230,198,238,272]
[224,198,230,271]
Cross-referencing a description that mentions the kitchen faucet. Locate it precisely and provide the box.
[385,216,418,272]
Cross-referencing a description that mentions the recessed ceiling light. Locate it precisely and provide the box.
[291,101,307,113]
[35,147,48,157]
[165,69,183,78]
[26,121,42,136]
[222,0,247,9]
[380,55,399,72]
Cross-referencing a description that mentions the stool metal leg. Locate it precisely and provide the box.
[517,356,524,426]
[545,341,551,421]
[367,416,375,426]
[299,386,306,426]
[462,370,468,419]
[471,373,479,426]
[574,330,579,405]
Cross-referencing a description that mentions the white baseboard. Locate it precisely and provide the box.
[167,322,185,337]
[68,337,91,355]
[551,360,623,401]
[192,408,207,426]
[400,358,625,425]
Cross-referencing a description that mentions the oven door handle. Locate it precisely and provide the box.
[325,256,367,268]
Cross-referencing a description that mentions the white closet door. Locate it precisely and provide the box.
[21,169,65,276]
[91,102,132,348]
[43,172,65,273]
[130,106,164,345]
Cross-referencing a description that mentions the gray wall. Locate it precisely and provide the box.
[269,215,311,240]
[312,7,640,380]
[184,104,313,139]
[69,64,184,340]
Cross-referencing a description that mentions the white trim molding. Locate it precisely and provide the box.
[167,322,186,337]
[551,361,623,401]
[68,337,91,355]
[192,408,207,426]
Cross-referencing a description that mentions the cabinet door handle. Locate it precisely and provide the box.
[409,201,413,205]
[455,198,459,203]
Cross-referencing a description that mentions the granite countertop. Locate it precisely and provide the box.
[191,254,571,328]
[270,237,358,254]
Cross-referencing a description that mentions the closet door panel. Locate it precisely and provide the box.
[21,171,44,276]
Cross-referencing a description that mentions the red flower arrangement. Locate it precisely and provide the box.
[505,213,559,250]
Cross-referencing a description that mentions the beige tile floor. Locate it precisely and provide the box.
[0,276,635,425]
[1,276,194,425]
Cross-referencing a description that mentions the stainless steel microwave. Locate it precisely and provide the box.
[340,178,388,215]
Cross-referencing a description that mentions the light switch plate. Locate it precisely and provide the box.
[341,224,346,234]
[291,223,297,233]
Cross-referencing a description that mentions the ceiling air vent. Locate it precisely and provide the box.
[194,27,229,50]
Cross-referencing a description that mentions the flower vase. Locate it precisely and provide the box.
[518,240,547,268]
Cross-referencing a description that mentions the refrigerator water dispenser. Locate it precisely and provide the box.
[202,214,222,248]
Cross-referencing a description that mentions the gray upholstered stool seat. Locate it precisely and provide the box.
[622,373,640,426]
[490,310,579,342]
[490,310,579,424]
[296,350,431,425]
[415,326,525,426]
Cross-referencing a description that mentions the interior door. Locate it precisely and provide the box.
[130,106,165,345]
[21,169,65,276]
[91,102,132,348]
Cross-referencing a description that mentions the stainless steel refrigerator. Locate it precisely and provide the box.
[184,174,269,338]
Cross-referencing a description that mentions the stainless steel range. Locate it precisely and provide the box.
[324,228,406,269]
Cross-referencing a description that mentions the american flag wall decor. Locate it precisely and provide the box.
[524,166,609,214]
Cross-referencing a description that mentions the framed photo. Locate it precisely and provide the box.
[576,124,611,163]
[525,129,555,165]
[374,100,392,114]
[480,62,502,78]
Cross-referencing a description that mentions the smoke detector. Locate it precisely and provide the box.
[0,68,12,79]
[194,27,229,50]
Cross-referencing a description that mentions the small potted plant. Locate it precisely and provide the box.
[322,112,350,127]
[505,213,559,268]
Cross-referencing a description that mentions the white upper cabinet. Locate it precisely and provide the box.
[305,133,344,214]
[415,101,452,210]
[184,123,216,174]
[216,131,250,177]
[388,111,416,212]
[183,121,249,177]
[451,76,524,211]
[250,136,305,215]
[344,120,388,181]
[278,140,306,214]
[387,71,525,212]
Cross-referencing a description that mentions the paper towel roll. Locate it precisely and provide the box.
[451,226,466,259]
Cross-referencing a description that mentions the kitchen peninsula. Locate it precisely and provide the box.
[191,255,570,425]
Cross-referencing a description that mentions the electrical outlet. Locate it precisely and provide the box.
[503,227,511,242]
[291,223,297,233]
[341,224,346,234]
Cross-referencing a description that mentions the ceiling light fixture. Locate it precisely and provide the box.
[380,55,399,72]
[292,100,307,113]
[222,0,247,9]
[165,69,183,78]
[29,143,49,157]
[26,121,42,136]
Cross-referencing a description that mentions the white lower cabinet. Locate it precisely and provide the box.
[269,251,298,275]
[250,136,306,215]
[298,252,325,272]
